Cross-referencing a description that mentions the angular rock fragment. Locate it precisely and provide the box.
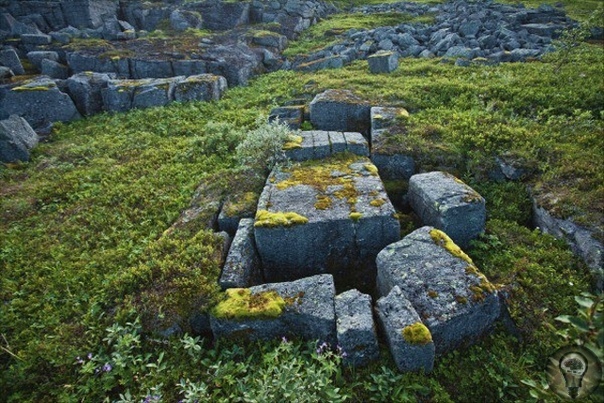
[310,89,371,136]
[210,274,337,345]
[408,171,485,248]
[66,72,114,116]
[368,50,399,74]
[370,107,415,180]
[376,226,500,354]
[269,105,304,130]
[219,219,263,290]
[375,286,435,373]
[0,115,39,163]
[0,48,25,75]
[173,74,228,103]
[335,289,379,367]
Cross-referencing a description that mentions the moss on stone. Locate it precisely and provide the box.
[212,288,285,320]
[314,194,333,210]
[370,198,386,207]
[282,134,303,150]
[254,209,309,228]
[364,163,379,176]
[428,290,438,298]
[429,228,474,265]
[349,212,362,221]
[224,191,258,217]
[402,322,432,345]
[455,295,468,304]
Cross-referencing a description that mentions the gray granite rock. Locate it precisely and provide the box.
[370,107,415,180]
[20,33,52,46]
[66,51,130,77]
[283,131,370,162]
[376,226,500,355]
[375,286,435,372]
[252,31,288,51]
[0,76,81,130]
[26,51,59,71]
[170,9,202,32]
[0,66,13,79]
[309,89,371,136]
[130,59,174,79]
[173,59,207,77]
[294,55,344,72]
[40,59,69,79]
[131,78,174,109]
[66,72,114,116]
[203,43,264,87]
[408,171,485,248]
[61,0,118,29]
[219,218,263,289]
[0,48,25,75]
[368,50,398,74]
[0,115,39,163]
[173,74,228,103]
[254,154,399,284]
[335,289,379,367]
[210,274,337,345]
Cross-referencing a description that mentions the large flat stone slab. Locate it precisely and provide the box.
[283,131,369,162]
[210,274,336,345]
[254,153,400,284]
[408,171,485,248]
[375,286,435,373]
[376,226,500,355]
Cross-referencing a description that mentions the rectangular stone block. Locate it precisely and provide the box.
[283,130,369,162]
[219,218,262,289]
[309,89,371,136]
[368,50,399,74]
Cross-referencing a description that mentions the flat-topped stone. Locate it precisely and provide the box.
[370,106,415,180]
[368,50,399,74]
[309,89,371,136]
[376,226,500,355]
[408,171,485,248]
[335,289,379,367]
[254,153,400,285]
[210,274,337,345]
[219,218,262,290]
[283,131,369,162]
[375,286,435,373]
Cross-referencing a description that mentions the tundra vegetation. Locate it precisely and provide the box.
[1,0,603,401]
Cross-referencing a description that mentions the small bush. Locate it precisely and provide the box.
[236,117,293,173]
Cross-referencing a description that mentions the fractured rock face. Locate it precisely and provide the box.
[254,153,399,286]
[309,89,371,136]
[66,72,115,116]
[376,226,500,355]
[408,171,485,248]
[0,115,39,163]
[210,274,337,345]
[219,218,263,290]
[375,286,435,372]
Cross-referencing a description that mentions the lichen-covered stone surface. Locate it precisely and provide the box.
[335,289,379,367]
[210,274,337,344]
[376,226,500,355]
[283,131,369,162]
[375,286,435,373]
[254,153,399,284]
[219,218,263,290]
[309,89,371,136]
[0,115,39,163]
[408,171,486,248]
[368,50,398,74]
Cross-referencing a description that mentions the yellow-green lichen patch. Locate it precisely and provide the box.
[224,191,259,217]
[282,134,303,150]
[364,163,379,176]
[429,229,473,265]
[427,290,438,298]
[465,265,497,298]
[370,198,386,207]
[212,288,286,320]
[455,295,468,304]
[254,209,309,228]
[314,194,333,210]
[402,322,432,345]
[349,212,363,221]
[12,81,56,92]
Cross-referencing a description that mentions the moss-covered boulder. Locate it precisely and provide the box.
[376,226,500,355]
[210,274,337,345]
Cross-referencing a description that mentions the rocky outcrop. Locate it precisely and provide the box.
[408,171,486,248]
[0,114,39,163]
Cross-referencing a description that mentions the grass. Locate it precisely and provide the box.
[1,1,603,401]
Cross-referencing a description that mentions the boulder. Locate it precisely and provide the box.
[0,66,13,79]
[173,59,207,76]
[408,171,485,248]
[66,72,114,116]
[254,153,399,286]
[335,289,379,367]
[375,286,435,373]
[173,74,228,103]
[130,59,174,79]
[66,51,130,77]
[20,33,52,46]
[376,226,500,355]
[368,50,398,74]
[269,105,304,129]
[195,0,250,31]
[0,77,81,130]
[294,55,344,72]
[26,51,59,71]
[370,106,415,180]
[203,44,264,87]
[309,89,371,136]
[0,115,39,163]
[0,48,25,75]
[210,274,337,345]
[283,131,369,162]
[170,9,202,32]
[40,59,69,79]
[61,0,118,29]
[131,78,174,110]
[219,218,263,290]
[251,31,288,52]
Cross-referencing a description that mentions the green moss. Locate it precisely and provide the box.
[402,322,432,345]
[212,288,286,320]
[254,209,309,227]
[455,295,468,304]
[370,198,386,207]
[429,229,473,265]
[314,194,333,210]
[223,191,258,217]
[349,212,363,221]
[283,134,303,150]
[364,163,379,176]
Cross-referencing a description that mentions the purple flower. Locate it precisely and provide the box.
[281,336,288,344]
[102,363,112,372]
[87,353,93,360]
[75,356,84,365]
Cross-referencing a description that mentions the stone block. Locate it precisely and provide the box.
[294,55,344,72]
[335,289,379,367]
[26,51,59,71]
[210,274,337,345]
[0,48,25,75]
[375,286,435,372]
[173,74,228,103]
[66,72,114,116]
[254,153,399,284]
[20,33,52,46]
[40,59,69,79]
[130,59,174,79]
[269,105,304,129]
[310,89,371,136]
[173,60,207,77]
[408,171,486,248]
[370,107,415,179]
[252,31,288,51]
[283,130,369,162]
[131,78,174,109]
[219,218,263,289]
[368,50,398,74]
[376,226,500,355]
[0,66,13,79]
[0,115,39,163]
[0,76,81,130]
[66,51,130,77]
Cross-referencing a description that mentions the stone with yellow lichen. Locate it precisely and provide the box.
[283,130,369,162]
[375,286,435,373]
[376,226,500,355]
